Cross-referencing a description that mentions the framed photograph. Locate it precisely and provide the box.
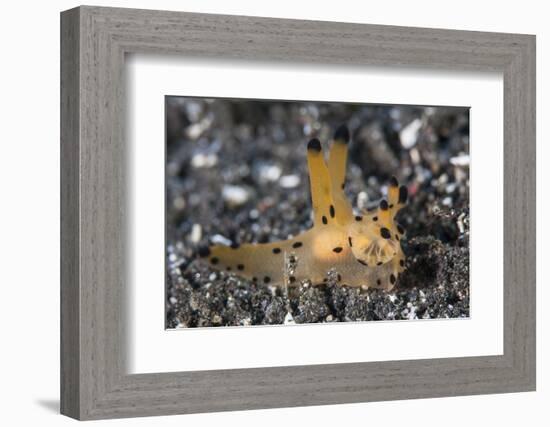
[61,6,535,420]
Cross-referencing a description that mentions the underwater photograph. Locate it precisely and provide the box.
[165,97,470,328]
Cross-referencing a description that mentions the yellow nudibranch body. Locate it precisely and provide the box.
[199,125,408,290]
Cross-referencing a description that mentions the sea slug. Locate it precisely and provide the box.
[199,125,408,290]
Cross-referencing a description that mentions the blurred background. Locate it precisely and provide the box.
[165,97,470,328]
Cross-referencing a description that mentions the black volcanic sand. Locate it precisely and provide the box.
[165,98,470,328]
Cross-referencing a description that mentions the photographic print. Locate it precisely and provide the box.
[60,8,535,418]
[165,97,470,328]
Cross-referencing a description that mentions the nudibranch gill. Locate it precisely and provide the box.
[199,125,408,290]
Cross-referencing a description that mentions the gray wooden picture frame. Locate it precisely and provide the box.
[60,5,536,420]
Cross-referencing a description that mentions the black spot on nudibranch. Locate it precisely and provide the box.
[330,205,335,218]
[355,215,363,221]
[289,276,296,284]
[252,277,258,282]
[264,276,271,284]
[226,266,232,271]
[337,274,342,282]
[390,175,399,187]
[307,138,322,152]
[341,182,345,189]
[377,279,381,286]
[397,224,405,234]
[380,227,391,239]
[390,274,396,284]
[377,262,383,266]
[379,200,389,210]
[357,259,368,267]
[292,242,303,249]
[348,237,353,247]
[322,216,328,224]
[334,124,350,143]
[237,264,244,271]
[333,247,343,253]
[399,185,408,204]
[210,257,219,265]
[395,234,400,241]
[272,247,281,254]
[399,259,405,267]
[372,216,378,221]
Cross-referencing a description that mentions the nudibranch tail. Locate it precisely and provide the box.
[202,124,409,290]
[203,230,320,287]
[201,241,287,285]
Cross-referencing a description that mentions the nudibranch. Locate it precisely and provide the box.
[199,125,408,290]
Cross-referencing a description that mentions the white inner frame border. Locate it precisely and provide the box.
[126,55,503,374]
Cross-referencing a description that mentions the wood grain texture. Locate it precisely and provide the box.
[60,7,80,419]
[60,5,536,420]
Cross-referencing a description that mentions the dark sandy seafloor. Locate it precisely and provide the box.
[165,98,470,328]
